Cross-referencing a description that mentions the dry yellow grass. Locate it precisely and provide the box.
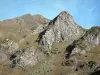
[86,46,100,61]
[18,33,39,48]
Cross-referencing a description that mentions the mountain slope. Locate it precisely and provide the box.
[66,26,100,57]
[0,14,49,42]
[64,26,100,75]
[0,14,50,70]
[38,11,86,49]
[1,14,49,30]
[0,11,100,75]
[16,14,49,30]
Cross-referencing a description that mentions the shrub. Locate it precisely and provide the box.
[88,61,97,68]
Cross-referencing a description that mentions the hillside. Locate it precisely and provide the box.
[0,11,100,75]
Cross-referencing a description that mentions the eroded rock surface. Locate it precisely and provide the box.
[66,26,100,56]
[38,11,86,49]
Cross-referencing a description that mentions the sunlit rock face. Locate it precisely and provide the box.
[18,47,45,67]
[0,40,19,62]
[38,11,86,49]
[66,26,100,56]
[9,47,45,68]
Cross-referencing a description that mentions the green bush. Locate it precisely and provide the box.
[88,61,97,68]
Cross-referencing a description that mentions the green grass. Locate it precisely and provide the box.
[18,33,39,48]
[51,42,67,51]
[88,26,100,33]
[86,46,100,61]
[0,60,29,75]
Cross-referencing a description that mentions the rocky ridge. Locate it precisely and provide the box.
[38,11,86,49]
[66,26,100,57]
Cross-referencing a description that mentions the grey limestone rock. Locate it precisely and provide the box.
[38,11,86,49]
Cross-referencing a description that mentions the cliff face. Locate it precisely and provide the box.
[64,27,100,75]
[38,11,86,49]
[66,26,100,56]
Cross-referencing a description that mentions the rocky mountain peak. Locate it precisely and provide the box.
[38,11,86,49]
[20,13,49,23]
[57,11,72,18]
[49,11,74,25]
[56,11,71,18]
[22,13,32,17]
[15,13,50,30]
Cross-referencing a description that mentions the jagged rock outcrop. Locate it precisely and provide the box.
[38,11,86,49]
[0,39,19,63]
[0,37,45,67]
[10,47,45,68]
[66,26,100,56]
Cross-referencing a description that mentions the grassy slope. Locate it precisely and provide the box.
[0,25,40,75]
